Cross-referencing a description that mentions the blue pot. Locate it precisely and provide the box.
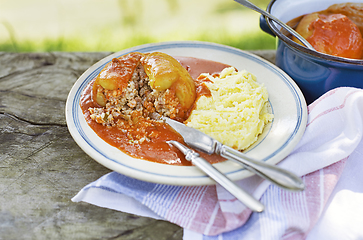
[260,0,363,104]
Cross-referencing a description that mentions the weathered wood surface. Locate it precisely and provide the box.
[0,50,275,240]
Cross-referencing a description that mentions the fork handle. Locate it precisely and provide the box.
[191,154,264,212]
[168,140,264,212]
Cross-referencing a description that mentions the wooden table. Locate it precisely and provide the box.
[0,50,275,239]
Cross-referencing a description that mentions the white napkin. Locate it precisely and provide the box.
[72,87,363,239]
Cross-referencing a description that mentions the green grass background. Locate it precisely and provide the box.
[0,0,275,52]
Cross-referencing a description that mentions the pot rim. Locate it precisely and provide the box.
[266,0,363,66]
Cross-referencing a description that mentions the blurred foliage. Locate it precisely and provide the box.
[0,0,274,52]
[214,0,270,14]
[0,31,275,52]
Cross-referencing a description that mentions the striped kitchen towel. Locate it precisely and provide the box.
[72,87,363,239]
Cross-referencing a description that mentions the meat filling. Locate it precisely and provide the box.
[88,52,196,144]
[90,61,183,126]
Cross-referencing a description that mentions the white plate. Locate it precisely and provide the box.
[66,41,308,186]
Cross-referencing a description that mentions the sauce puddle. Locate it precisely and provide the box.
[80,56,230,166]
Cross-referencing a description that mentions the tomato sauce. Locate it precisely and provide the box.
[80,56,230,166]
[286,3,363,59]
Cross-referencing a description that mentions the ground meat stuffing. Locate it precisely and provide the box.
[89,61,182,143]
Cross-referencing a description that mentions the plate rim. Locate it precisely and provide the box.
[65,40,308,186]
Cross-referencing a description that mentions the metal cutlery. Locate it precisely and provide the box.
[163,117,305,191]
[234,0,315,51]
[167,140,265,212]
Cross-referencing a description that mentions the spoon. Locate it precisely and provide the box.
[234,0,316,51]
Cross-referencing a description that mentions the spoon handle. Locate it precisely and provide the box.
[168,141,264,212]
[234,0,315,51]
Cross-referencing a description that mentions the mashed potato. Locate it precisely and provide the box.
[185,67,273,150]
